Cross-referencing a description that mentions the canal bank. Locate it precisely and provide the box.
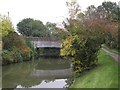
[70,50,119,88]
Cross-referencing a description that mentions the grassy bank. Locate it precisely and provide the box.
[70,50,119,88]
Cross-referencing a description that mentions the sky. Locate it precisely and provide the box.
[0,0,120,28]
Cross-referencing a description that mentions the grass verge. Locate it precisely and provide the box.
[70,50,120,88]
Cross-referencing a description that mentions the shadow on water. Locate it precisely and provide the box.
[2,57,74,89]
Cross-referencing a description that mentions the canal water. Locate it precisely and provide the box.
[2,57,74,88]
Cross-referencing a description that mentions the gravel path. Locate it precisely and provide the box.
[102,48,120,64]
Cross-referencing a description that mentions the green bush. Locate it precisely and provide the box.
[1,16,35,65]
[61,19,103,74]
[2,32,26,49]
[2,32,35,65]
[21,47,33,61]
[2,47,23,65]
[8,46,23,62]
[2,50,14,65]
[61,35,100,74]
[25,37,36,58]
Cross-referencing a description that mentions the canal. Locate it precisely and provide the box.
[2,57,74,88]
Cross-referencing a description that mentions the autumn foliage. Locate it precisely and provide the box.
[61,0,119,74]
[1,16,34,65]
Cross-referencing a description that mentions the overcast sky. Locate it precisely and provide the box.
[0,0,119,28]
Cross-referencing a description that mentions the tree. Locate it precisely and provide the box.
[46,22,56,31]
[45,22,69,40]
[100,1,119,21]
[1,16,34,65]
[95,1,120,49]
[77,12,85,22]
[31,20,49,37]
[83,2,120,50]
[61,0,103,74]
[66,0,80,19]
[85,5,97,20]
[17,18,34,36]
[17,18,48,37]
[51,27,69,40]
[0,15,14,37]
[45,22,56,37]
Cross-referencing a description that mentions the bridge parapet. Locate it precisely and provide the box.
[31,41,62,48]
[26,37,62,42]
[27,37,62,48]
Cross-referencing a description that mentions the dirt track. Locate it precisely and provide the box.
[102,48,120,64]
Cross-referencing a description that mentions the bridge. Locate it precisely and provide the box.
[27,37,62,48]
[27,37,62,56]
[31,41,62,48]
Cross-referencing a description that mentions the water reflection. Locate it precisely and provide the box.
[17,79,68,88]
[2,57,74,88]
